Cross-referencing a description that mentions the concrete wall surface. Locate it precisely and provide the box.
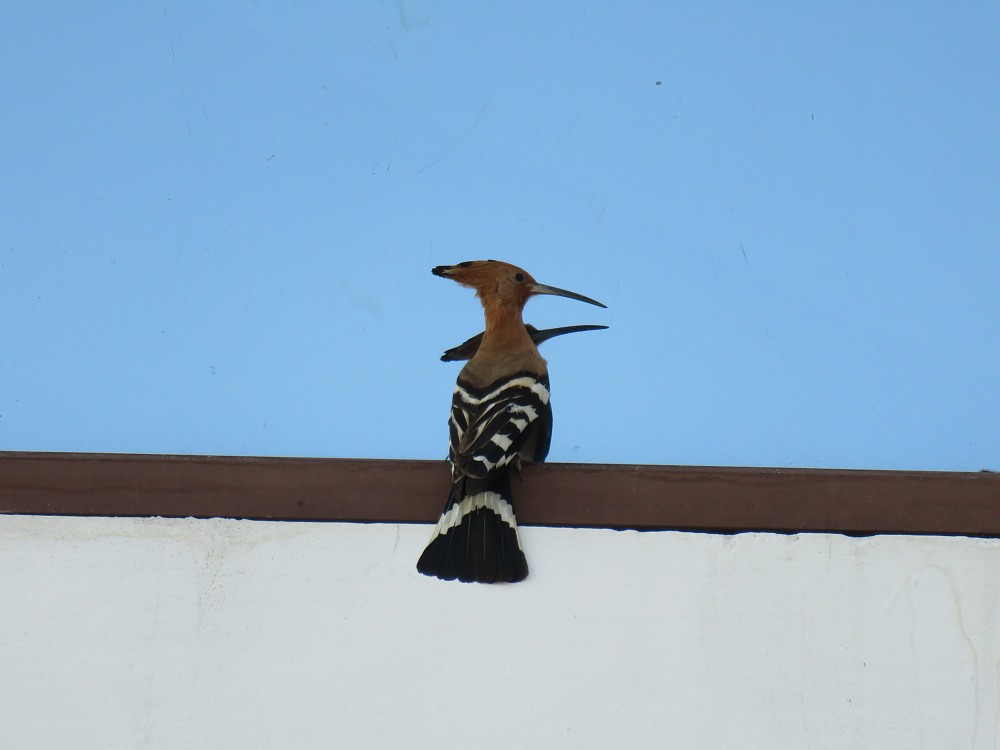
[1,515,998,749]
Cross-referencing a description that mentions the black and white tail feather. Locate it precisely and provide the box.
[417,371,552,583]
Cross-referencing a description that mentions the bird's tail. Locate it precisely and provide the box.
[416,472,528,583]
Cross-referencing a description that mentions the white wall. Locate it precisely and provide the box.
[2,515,997,749]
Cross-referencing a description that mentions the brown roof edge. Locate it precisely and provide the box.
[1,451,998,536]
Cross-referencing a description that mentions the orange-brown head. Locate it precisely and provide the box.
[432,260,606,314]
[433,260,606,384]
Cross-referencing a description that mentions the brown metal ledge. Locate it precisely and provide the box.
[1,452,998,536]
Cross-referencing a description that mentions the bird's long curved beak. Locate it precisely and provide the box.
[531,283,607,309]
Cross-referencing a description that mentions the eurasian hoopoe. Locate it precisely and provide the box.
[440,324,608,362]
[417,260,606,583]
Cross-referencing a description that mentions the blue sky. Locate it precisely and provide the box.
[2,2,998,471]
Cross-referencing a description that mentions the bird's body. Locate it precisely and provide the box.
[417,260,605,583]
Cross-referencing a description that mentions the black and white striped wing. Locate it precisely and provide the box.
[449,372,551,480]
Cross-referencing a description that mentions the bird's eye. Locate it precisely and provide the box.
[514,273,525,282]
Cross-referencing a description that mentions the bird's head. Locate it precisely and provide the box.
[432,260,606,312]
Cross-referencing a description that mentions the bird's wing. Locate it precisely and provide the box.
[449,372,551,480]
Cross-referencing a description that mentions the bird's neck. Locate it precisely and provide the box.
[482,303,532,350]
[460,303,547,387]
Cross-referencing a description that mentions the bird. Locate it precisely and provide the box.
[417,260,606,583]
[440,324,608,362]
